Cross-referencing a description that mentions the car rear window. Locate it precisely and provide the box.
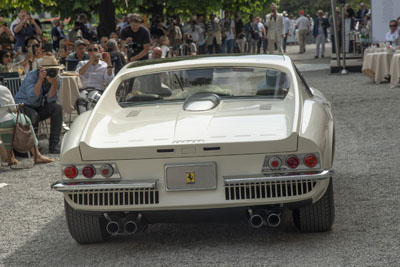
[116,67,291,107]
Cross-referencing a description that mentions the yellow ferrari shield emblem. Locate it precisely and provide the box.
[185,171,195,184]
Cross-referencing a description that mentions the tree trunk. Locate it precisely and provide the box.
[97,0,116,39]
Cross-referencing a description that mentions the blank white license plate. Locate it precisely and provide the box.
[164,162,217,191]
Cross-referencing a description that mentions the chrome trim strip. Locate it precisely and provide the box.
[52,180,157,192]
[224,169,334,184]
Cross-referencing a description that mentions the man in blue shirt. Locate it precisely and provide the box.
[14,55,63,154]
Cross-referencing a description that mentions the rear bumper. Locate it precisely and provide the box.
[51,170,334,192]
[52,169,333,212]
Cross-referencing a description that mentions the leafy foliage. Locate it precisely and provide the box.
[278,0,370,17]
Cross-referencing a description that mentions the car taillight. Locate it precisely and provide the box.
[268,156,282,170]
[304,154,318,168]
[100,164,114,178]
[82,165,96,178]
[64,165,78,179]
[286,156,299,168]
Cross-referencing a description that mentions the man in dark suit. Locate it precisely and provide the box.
[356,3,369,21]
[313,10,330,58]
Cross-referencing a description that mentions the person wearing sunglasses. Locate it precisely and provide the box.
[384,20,399,44]
[76,42,113,90]
[75,43,114,114]
[14,55,63,154]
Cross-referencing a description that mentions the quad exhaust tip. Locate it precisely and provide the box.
[124,221,138,234]
[248,208,282,228]
[106,221,120,235]
[266,213,281,228]
[249,214,264,228]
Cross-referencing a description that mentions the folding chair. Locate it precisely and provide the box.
[0,72,22,97]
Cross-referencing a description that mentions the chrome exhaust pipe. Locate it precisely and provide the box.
[266,212,281,228]
[124,221,138,234]
[248,209,264,228]
[106,221,120,235]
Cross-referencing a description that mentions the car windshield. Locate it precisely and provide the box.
[116,67,291,107]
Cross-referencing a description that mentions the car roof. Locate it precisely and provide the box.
[118,54,293,76]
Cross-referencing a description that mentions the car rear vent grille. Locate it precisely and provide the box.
[203,146,220,151]
[157,148,174,153]
[224,180,316,200]
[67,188,159,206]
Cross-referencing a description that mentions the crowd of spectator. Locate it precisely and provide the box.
[0,3,381,165]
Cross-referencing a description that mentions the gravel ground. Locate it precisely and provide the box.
[1,45,400,266]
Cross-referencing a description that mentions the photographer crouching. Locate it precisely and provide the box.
[75,43,114,114]
[120,13,150,62]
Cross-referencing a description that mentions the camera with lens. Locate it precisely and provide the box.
[74,21,82,31]
[126,41,140,60]
[46,68,58,78]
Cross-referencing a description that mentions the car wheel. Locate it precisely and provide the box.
[293,178,335,232]
[64,200,110,244]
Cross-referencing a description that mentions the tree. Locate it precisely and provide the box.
[0,0,278,38]
[278,0,370,17]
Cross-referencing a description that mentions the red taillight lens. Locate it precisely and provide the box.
[304,154,318,168]
[100,164,114,178]
[286,156,299,168]
[64,165,78,179]
[82,165,96,178]
[268,156,282,169]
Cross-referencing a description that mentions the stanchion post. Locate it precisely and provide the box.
[341,3,349,74]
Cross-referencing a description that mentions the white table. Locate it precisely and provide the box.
[57,75,82,114]
[362,52,397,84]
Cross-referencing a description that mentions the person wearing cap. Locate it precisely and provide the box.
[265,3,284,54]
[313,10,330,58]
[66,40,89,61]
[14,55,63,154]
[295,10,310,54]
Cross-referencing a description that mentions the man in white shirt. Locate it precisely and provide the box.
[75,43,114,114]
[76,43,114,90]
[219,10,236,53]
[295,10,310,54]
[384,20,399,44]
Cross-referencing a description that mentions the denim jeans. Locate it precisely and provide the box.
[220,38,234,53]
[23,102,62,147]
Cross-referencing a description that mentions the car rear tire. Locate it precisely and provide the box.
[64,200,110,244]
[293,178,335,232]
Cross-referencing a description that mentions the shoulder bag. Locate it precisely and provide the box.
[11,106,35,153]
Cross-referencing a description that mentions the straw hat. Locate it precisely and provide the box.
[41,55,64,69]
